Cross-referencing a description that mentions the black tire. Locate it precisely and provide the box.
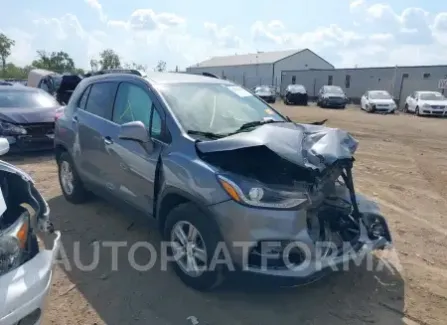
[415,106,420,116]
[341,105,346,109]
[284,99,289,105]
[57,152,89,204]
[404,104,409,113]
[164,203,227,291]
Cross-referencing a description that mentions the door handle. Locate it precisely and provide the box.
[104,136,113,145]
[72,116,78,122]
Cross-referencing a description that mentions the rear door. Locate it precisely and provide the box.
[105,81,166,213]
[75,81,119,190]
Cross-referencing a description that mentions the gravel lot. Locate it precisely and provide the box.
[6,103,447,325]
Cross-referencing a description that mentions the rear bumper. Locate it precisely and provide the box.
[285,93,308,104]
[0,231,61,325]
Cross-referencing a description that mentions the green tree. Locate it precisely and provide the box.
[31,50,75,73]
[0,63,29,79]
[99,49,121,70]
[90,59,99,72]
[123,61,147,71]
[0,33,15,74]
[154,60,166,72]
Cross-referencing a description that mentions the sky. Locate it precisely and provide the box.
[1,0,447,71]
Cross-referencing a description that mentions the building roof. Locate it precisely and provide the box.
[191,49,302,68]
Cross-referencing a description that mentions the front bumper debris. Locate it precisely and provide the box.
[0,231,61,325]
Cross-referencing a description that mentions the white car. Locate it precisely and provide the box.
[360,90,397,114]
[404,91,447,116]
[0,137,61,325]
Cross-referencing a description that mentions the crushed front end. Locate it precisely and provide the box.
[0,161,60,325]
[198,122,393,282]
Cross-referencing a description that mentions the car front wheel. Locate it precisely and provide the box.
[58,152,89,204]
[164,203,227,291]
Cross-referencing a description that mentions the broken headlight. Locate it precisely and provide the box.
[0,120,27,136]
[0,211,30,276]
[217,174,309,209]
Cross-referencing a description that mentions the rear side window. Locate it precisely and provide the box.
[84,82,118,119]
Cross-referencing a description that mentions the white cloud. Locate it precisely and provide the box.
[3,0,447,70]
[85,0,107,22]
[204,22,242,48]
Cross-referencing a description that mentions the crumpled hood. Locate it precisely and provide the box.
[196,122,359,171]
[0,106,58,124]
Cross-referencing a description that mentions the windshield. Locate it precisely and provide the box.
[287,85,305,92]
[325,86,344,94]
[419,92,445,101]
[0,89,59,108]
[158,83,285,134]
[255,86,271,92]
[369,91,392,99]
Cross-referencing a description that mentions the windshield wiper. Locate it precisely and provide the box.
[232,119,286,134]
[187,130,227,139]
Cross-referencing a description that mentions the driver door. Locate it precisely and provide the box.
[106,81,167,213]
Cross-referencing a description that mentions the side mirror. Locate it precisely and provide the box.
[0,138,10,156]
[118,121,150,143]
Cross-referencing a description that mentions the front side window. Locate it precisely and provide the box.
[157,83,285,135]
[113,83,153,128]
[0,89,59,108]
[84,82,118,119]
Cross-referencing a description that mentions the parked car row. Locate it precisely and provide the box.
[0,71,394,323]
[282,82,446,117]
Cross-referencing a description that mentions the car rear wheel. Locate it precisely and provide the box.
[164,202,227,291]
[404,104,409,113]
[58,152,89,204]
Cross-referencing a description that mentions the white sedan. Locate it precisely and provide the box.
[404,91,447,116]
[360,90,397,114]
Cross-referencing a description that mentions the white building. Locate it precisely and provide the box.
[186,49,334,90]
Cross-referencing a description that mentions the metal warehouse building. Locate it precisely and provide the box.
[186,49,334,90]
[281,65,447,109]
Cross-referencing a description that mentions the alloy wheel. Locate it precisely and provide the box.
[170,221,208,277]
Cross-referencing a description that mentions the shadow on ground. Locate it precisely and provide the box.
[3,150,54,166]
[48,195,406,325]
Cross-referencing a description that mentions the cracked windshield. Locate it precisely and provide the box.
[1,0,446,325]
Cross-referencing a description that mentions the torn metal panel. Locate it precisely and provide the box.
[196,122,359,172]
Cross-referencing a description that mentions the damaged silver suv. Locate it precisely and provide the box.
[54,72,392,291]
